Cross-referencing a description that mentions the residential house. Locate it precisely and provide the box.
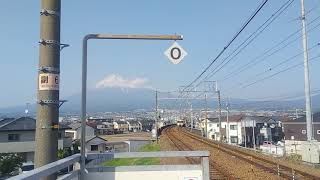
[0,117,71,162]
[200,115,283,147]
[139,119,154,131]
[282,112,320,141]
[241,116,283,148]
[65,122,95,141]
[96,121,114,135]
[282,112,320,160]
[127,120,142,132]
[113,121,129,133]
[85,136,108,153]
[201,116,243,145]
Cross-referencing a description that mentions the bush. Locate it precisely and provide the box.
[0,153,23,176]
[285,154,302,164]
[58,148,72,159]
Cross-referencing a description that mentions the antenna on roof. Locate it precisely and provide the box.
[25,103,30,117]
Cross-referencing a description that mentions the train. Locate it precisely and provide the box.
[176,119,186,127]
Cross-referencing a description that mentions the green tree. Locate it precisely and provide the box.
[58,148,71,159]
[0,153,23,176]
[72,140,80,154]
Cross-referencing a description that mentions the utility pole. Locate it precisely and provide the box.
[215,82,222,142]
[190,104,193,132]
[244,121,247,148]
[155,90,158,143]
[226,98,230,144]
[35,1,60,180]
[300,0,313,141]
[253,119,256,150]
[205,94,208,138]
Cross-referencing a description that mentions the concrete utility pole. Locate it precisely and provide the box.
[300,0,313,141]
[253,119,256,150]
[35,1,60,180]
[215,82,222,142]
[205,94,208,138]
[190,104,193,132]
[226,98,230,144]
[244,121,247,148]
[155,90,159,143]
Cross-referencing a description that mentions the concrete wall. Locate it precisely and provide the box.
[126,140,150,152]
[285,140,320,163]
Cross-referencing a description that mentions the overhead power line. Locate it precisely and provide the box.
[197,0,295,86]
[221,15,320,82]
[223,42,320,91]
[242,54,320,88]
[181,0,269,93]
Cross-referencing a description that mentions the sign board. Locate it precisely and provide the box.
[39,73,59,90]
[164,42,187,64]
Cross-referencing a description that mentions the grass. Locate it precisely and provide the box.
[101,143,161,166]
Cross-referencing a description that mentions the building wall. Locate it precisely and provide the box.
[85,137,107,152]
[75,126,95,140]
[285,140,320,163]
[0,131,35,142]
[283,123,320,141]
[0,139,65,154]
[206,121,242,144]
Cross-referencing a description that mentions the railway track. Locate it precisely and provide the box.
[178,127,320,180]
[162,126,237,180]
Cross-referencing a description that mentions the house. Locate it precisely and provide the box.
[200,115,284,148]
[96,121,114,135]
[0,117,71,162]
[113,121,129,133]
[201,116,243,145]
[282,112,320,141]
[127,120,142,132]
[65,122,95,141]
[139,119,154,131]
[282,112,320,161]
[241,116,283,148]
[85,136,108,153]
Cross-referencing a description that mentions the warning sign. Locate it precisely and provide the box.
[39,73,59,90]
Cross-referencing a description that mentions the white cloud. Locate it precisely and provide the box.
[95,74,152,89]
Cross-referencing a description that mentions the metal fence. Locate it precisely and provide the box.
[8,151,210,180]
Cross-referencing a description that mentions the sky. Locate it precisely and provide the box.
[0,0,320,108]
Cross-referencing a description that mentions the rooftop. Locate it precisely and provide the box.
[0,117,70,132]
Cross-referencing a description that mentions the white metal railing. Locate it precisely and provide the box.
[8,151,210,180]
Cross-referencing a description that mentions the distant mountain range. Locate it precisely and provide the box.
[1,87,319,115]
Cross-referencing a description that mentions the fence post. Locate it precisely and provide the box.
[292,168,295,180]
[201,156,210,180]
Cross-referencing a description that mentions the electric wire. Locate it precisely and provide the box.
[197,0,295,87]
[180,0,269,93]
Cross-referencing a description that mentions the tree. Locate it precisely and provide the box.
[0,153,23,176]
[57,148,72,159]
